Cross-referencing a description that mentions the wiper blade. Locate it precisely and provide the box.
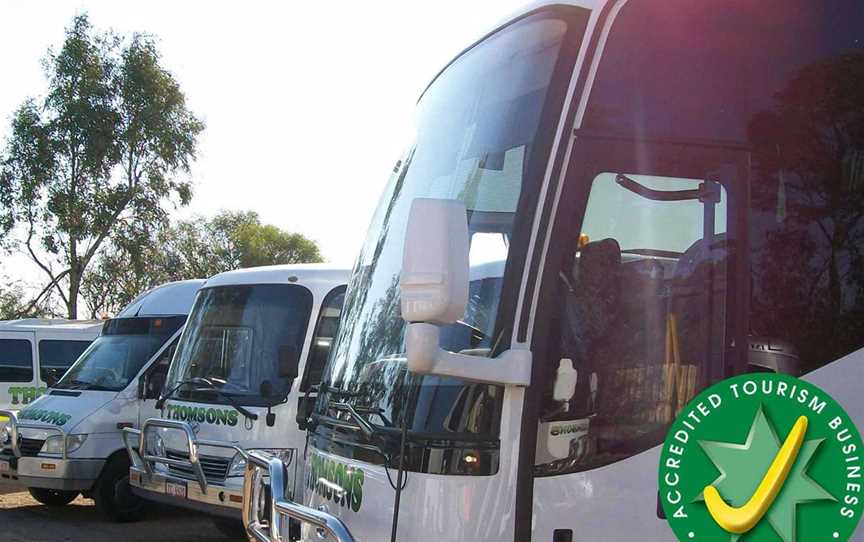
[198,387,259,422]
[160,377,259,421]
[57,379,105,390]
[157,377,213,407]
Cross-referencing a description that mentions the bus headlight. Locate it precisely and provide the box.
[42,434,87,455]
[227,449,293,478]
[0,423,10,446]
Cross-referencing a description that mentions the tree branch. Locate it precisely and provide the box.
[15,268,71,318]
[23,221,70,306]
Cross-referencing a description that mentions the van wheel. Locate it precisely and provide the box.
[28,488,78,506]
[211,517,246,538]
[94,455,148,522]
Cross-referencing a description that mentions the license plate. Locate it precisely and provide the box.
[0,460,8,472]
[165,481,187,499]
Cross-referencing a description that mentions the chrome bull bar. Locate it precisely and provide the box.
[122,418,246,494]
[243,450,354,542]
[0,409,70,459]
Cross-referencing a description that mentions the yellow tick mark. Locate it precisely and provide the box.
[704,415,808,534]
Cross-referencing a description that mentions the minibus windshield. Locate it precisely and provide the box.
[56,316,185,392]
[166,284,312,407]
[313,9,589,475]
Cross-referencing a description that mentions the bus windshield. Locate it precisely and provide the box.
[313,9,588,475]
[166,284,313,406]
[56,317,185,392]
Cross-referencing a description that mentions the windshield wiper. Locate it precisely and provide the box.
[200,387,259,422]
[157,377,258,422]
[156,377,211,408]
[56,379,114,391]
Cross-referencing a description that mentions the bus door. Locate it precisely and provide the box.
[529,135,751,541]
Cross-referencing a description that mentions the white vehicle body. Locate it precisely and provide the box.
[244,1,864,541]
[0,319,102,412]
[0,280,203,518]
[126,265,349,522]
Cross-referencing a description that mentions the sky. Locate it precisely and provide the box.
[0,0,527,285]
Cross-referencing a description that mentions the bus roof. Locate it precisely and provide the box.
[116,279,206,318]
[0,318,104,332]
[202,264,350,298]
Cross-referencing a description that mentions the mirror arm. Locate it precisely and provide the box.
[406,323,531,386]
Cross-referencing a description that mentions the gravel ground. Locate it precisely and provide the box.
[0,486,241,542]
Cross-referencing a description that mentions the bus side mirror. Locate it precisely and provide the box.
[400,198,531,387]
[278,345,300,379]
[144,370,167,400]
[43,369,61,388]
[400,198,469,325]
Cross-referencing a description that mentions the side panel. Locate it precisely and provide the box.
[531,351,864,541]
[0,331,38,410]
[302,446,520,542]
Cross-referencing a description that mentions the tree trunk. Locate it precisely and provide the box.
[67,266,80,319]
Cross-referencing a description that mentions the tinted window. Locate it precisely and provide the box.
[0,340,34,382]
[585,0,864,374]
[167,284,314,405]
[38,340,92,382]
[584,0,864,143]
[300,286,347,392]
[55,317,185,392]
[538,0,864,474]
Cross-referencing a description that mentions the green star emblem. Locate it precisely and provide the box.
[696,407,836,542]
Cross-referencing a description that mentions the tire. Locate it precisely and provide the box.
[211,516,246,538]
[27,487,78,506]
[93,455,148,522]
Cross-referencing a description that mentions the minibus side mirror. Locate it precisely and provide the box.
[43,369,61,388]
[278,345,300,380]
[144,370,167,400]
[400,198,531,387]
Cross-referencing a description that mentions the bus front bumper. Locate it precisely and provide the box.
[0,453,103,491]
[128,466,243,518]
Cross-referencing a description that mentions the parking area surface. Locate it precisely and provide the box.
[0,486,239,542]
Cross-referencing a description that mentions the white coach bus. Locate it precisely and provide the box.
[244,1,864,541]
[0,280,203,520]
[126,265,348,535]
[0,319,102,411]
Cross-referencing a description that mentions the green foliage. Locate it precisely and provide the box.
[0,278,55,320]
[0,14,204,318]
[81,210,323,317]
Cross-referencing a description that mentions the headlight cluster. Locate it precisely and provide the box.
[41,434,87,455]
[227,449,294,478]
[143,431,169,473]
[0,423,11,447]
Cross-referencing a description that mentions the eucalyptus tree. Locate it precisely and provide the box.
[1,14,204,318]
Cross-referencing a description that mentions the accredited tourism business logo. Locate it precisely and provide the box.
[659,373,864,542]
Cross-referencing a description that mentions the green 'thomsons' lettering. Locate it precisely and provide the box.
[305,453,364,512]
[17,408,72,426]
[163,403,239,427]
[8,387,47,405]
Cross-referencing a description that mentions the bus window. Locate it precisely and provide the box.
[0,340,34,382]
[749,80,864,375]
[299,286,347,393]
[38,340,92,384]
[537,171,729,474]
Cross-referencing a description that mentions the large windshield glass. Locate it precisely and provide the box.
[56,317,185,392]
[166,284,313,406]
[315,10,587,475]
